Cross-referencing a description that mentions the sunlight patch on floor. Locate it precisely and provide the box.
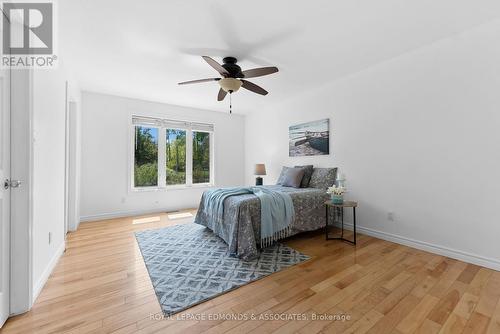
[132,216,161,225]
[167,212,194,220]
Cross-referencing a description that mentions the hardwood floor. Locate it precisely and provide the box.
[3,210,500,334]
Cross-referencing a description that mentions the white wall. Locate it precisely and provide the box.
[31,64,81,301]
[245,20,500,269]
[80,92,245,221]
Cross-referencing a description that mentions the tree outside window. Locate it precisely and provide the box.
[134,126,158,187]
[132,118,213,189]
[166,129,186,185]
[193,131,210,184]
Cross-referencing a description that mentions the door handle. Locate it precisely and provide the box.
[4,179,22,189]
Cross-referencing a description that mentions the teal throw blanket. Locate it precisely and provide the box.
[203,187,295,247]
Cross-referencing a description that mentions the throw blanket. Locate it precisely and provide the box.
[202,187,295,247]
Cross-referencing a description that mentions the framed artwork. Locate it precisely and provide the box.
[289,119,329,156]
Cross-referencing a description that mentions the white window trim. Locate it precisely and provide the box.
[130,117,215,192]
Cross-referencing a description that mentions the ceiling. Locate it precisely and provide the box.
[59,0,500,114]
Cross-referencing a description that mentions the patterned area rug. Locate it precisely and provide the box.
[135,223,310,316]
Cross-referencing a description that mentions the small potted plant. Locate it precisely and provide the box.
[327,186,346,204]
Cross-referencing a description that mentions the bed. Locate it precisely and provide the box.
[194,167,337,260]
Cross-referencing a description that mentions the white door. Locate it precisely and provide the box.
[0,66,11,327]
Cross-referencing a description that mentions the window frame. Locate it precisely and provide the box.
[130,116,215,191]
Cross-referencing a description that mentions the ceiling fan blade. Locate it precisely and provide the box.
[241,80,268,95]
[202,56,229,77]
[178,78,220,85]
[242,66,278,78]
[218,88,227,101]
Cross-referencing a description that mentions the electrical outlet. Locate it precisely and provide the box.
[48,232,52,244]
[387,212,395,222]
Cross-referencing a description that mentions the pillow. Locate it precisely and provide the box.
[295,165,314,188]
[276,166,292,185]
[308,167,338,189]
[281,168,305,188]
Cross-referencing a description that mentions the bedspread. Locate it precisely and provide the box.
[194,185,328,260]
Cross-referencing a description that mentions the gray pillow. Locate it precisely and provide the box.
[295,165,314,188]
[281,168,305,188]
[308,167,338,189]
[276,166,292,185]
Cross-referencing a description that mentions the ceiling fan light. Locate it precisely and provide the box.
[219,78,242,93]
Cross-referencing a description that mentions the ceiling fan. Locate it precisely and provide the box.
[178,56,278,112]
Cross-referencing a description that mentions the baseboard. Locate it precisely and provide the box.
[32,241,66,304]
[334,223,500,271]
[80,207,191,223]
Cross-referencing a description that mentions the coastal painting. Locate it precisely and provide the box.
[289,119,330,156]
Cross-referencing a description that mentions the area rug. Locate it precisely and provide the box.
[135,223,310,316]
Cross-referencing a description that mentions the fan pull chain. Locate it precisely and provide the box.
[229,91,232,114]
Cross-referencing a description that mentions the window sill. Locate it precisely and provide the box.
[131,183,215,192]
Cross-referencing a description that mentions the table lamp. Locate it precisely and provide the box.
[254,164,266,186]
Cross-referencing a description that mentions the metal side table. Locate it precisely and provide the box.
[325,200,358,245]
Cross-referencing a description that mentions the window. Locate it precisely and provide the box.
[132,116,214,189]
[192,131,210,184]
[166,129,186,185]
[134,126,158,187]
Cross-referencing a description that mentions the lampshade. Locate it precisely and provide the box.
[254,164,266,176]
[219,78,242,93]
